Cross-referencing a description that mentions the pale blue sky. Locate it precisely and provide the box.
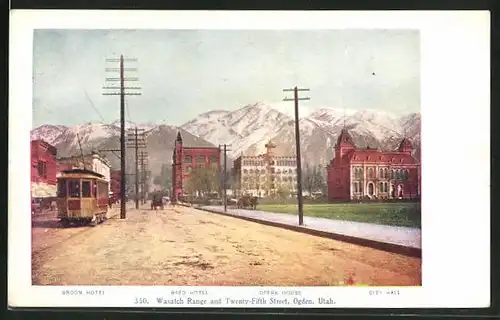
[32,29,420,128]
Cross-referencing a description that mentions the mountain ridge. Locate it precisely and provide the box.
[31,102,421,177]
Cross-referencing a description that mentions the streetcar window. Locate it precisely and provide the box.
[57,180,67,197]
[93,181,97,198]
[82,180,91,198]
[68,180,81,198]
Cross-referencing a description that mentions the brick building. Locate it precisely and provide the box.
[232,140,298,197]
[326,128,421,201]
[31,140,58,198]
[171,132,221,201]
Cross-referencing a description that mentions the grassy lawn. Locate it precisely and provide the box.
[257,203,421,229]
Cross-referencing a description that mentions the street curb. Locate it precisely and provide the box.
[188,205,421,259]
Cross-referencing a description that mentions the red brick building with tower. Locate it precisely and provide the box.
[326,128,421,201]
[171,132,221,201]
[31,139,58,198]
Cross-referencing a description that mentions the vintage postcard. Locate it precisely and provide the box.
[9,10,490,309]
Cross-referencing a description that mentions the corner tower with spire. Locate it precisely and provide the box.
[327,126,420,202]
[172,131,184,202]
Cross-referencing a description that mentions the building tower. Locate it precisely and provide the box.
[398,137,413,155]
[173,131,184,202]
[264,140,276,196]
[334,129,356,163]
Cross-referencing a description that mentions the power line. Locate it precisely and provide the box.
[139,151,149,204]
[283,86,310,226]
[126,127,147,209]
[102,55,142,219]
[82,89,120,161]
[218,144,232,212]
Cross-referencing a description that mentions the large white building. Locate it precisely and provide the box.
[57,152,111,182]
[232,142,298,198]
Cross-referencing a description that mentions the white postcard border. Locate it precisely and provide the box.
[8,10,491,308]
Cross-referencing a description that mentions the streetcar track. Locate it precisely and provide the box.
[32,212,121,256]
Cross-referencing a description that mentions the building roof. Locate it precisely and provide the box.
[398,137,413,151]
[336,128,355,146]
[31,139,57,156]
[176,131,182,142]
[330,128,419,166]
[346,149,418,165]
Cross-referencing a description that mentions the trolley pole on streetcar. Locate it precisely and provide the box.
[127,127,146,209]
[102,55,141,219]
[283,86,310,226]
[218,144,232,212]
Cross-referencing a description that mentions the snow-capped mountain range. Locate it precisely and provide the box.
[31,102,420,176]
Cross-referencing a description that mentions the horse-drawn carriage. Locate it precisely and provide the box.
[236,195,259,210]
[151,192,164,210]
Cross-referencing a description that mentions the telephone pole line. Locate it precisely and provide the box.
[138,151,149,204]
[127,127,147,209]
[102,55,141,219]
[283,86,310,226]
[218,144,232,212]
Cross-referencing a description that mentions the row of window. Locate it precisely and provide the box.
[242,160,297,167]
[183,155,218,164]
[242,168,298,175]
[243,176,297,183]
[352,182,390,194]
[353,167,411,180]
[183,163,218,172]
[57,179,109,198]
[241,183,294,190]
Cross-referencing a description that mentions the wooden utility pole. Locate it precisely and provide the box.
[102,55,141,219]
[283,86,310,226]
[139,151,149,204]
[127,128,147,209]
[218,144,232,212]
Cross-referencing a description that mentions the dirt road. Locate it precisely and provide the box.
[32,205,421,286]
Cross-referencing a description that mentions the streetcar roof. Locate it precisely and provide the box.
[58,169,106,180]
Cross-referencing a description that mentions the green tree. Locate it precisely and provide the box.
[276,182,292,203]
[185,167,220,197]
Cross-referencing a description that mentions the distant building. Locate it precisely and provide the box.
[171,132,221,201]
[57,152,111,182]
[326,128,421,201]
[110,170,121,201]
[31,140,58,198]
[232,141,298,197]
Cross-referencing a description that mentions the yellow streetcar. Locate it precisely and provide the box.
[56,169,110,227]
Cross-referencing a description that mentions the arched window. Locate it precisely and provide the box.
[368,168,373,179]
[403,169,409,180]
[384,168,388,179]
[379,182,384,192]
[390,170,394,179]
[396,170,401,180]
[249,169,254,174]
[379,168,384,179]
[384,182,388,193]
[243,169,248,174]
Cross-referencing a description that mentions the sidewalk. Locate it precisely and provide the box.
[200,205,421,258]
